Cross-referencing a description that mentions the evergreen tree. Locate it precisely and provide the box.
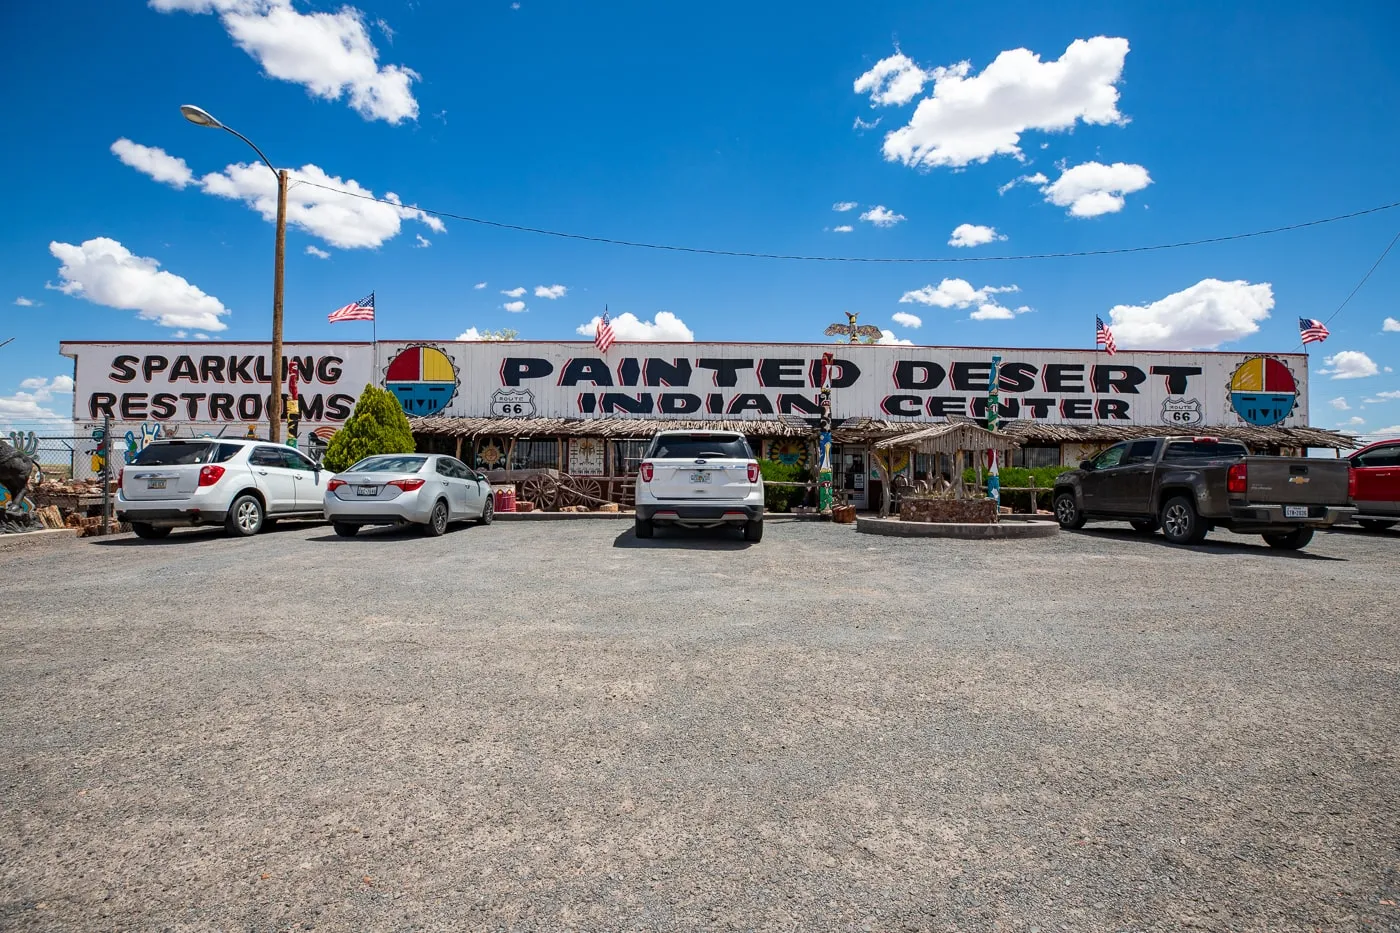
[321,384,416,472]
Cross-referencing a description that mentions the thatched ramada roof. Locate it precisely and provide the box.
[873,421,1019,454]
[409,415,1355,449]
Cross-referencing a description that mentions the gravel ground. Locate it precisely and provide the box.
[2,518,1398,932]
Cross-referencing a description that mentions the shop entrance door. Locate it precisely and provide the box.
[836,446,868,509]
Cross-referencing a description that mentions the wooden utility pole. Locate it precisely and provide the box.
[269,168,288,442]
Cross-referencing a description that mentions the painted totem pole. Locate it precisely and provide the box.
[817,351,834,512]
[986,354,1002,511]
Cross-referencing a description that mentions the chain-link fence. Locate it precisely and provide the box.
[4,422,123,534]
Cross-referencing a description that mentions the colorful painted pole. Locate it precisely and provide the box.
[817,351,834,512]
[285,360,300,447]
[986,354,1001,511]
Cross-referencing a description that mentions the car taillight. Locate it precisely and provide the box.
[388,478,425,491]
[747,462,759,483]
[639,462,654,482]
[1348,467,1357,499]
[198,465,226,487]
[327,478,346,492]
[1227,462,1248,494]
[118,467,125,488]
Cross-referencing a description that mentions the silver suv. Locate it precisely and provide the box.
[117,438,326,539]
[633,430,764,541]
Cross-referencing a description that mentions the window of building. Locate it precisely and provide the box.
[415,434,457,456]
[1012,445,1061,468]
[507,438,559,470]
[612,439,648,475]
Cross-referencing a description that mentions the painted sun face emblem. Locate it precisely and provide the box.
[1228,356,1298,427]
[384,344,461,416]
[478,443,503,468]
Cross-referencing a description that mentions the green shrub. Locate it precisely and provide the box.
[759,459,809,512]
[321,384,416,472]
[960,464,1073,512]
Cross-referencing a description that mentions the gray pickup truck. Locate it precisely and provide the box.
[1052,436,1354,550]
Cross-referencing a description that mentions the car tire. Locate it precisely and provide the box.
[478,496,494,526]
[1129,519,1159,534]
[1054,492,1087,530]
[131,522,171,540]
[225,494,264,537]
[743,519,764,542]
[634,517,654,539]
[423,499,449,537]
[1262,527,1314,550]
[1357,519,1397,531]
[1159,495,1207,545]
[333,522,360,538]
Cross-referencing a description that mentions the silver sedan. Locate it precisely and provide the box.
[323,453,494,537]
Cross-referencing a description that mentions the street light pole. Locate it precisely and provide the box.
[181,104,287,442]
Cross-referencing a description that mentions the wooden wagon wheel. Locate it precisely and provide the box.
[573,477,603,505]
[519,473,558,510]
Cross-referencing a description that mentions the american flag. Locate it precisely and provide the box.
[594,312,616,353]
[1095,316,1117,355]
[1299,317,1329,344]
[328,292,375,323]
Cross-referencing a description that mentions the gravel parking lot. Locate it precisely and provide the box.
[2,519,1398,932]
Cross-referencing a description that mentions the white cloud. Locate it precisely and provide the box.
[414,234,431,248]
[876,329,914,346]
[832,201,858,212]
[510,1,520,8]
[969,304,1033,321]
[196,159,443,249]
[860,205,905,227]
[832,225,854,233]
[173,330,188,338]
[534,284,568,299]
[17,375,73,397]
[576,311,694,342]
[151,0,420,124]
[852,116,881,132]
[111,138,194,188]
[14,297,37,307]
[948,223,1006,248]
[1367,424,1400,440]
[873,36,1130,169]
[503,300,527,313]
[998,172,1048,195]
[1370,390,1400,400]
[49,237,230,332]
[1,375,76,427]
[1330,397,1350,410]
[305,245,330,259]
[501,287,526,297]
[892,311,922,329]
[1384,317,1400,332]
[195,333,211,340]
[900,278,1019,308]
[1041,161,1151,217]
[1344,416,1366,427]
[1107,279,1273,350]
[474,282,487,289]
[1320,350,1379,380]
[853,51,930,107]
[458,327,513,341]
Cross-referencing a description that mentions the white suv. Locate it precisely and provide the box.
[117,438,326,539]
[634,430,764,541]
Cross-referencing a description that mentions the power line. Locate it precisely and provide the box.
[292,179,1400,265]
[1322,228,1400,325]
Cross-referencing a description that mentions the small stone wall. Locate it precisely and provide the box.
[899,496,998,524]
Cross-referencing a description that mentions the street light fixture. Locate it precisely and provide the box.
[181,104,289,442]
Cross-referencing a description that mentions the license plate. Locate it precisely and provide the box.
[356,485,380,496]
[689,472,711,484]
[1284,505,1308,519]
[147,478,166,489]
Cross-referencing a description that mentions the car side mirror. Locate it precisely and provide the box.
[1079,460,1094,471]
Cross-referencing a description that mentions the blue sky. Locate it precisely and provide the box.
[3,0,1400,438]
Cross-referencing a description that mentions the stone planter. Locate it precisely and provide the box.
[900,496,998,524]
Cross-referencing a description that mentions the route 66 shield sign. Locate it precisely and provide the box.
[1161,396,1203,426]
[491,388,537,417]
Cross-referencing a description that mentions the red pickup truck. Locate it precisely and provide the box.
[1349,439,1400,531]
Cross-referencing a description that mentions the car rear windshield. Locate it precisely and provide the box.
[131,441,233,465]
[647,434,752,459]
[349,455,426,473]
[1161,440,1248,461]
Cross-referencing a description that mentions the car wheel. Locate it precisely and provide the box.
[1357,519,1397,531]
[1129,519,1159,534]
[478,496,494,526]
[743,519,764,542]
[423,499,449,537]
[131,522,171,540]
[1054,492,1087,530]
[1159,495,1207,545]
[1263,527,1314,550]
[333,522,360,538]
[225,494,264,537]
[634,517,654,539]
